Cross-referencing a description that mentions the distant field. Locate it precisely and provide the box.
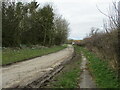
[2,45,67,65]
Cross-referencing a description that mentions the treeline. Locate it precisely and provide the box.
[80,2,120,81]
[2,1,69,47]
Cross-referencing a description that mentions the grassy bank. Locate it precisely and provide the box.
[80,47,119,88]
[42,46,81,88]
[2,45,67,65]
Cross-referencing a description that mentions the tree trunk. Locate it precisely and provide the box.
[43,29,46,46]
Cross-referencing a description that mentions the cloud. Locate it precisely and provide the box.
[28,0,113,40]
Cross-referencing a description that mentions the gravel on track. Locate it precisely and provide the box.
[2,45,74,88]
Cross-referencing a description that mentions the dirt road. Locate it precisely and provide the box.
[2,45,74,88]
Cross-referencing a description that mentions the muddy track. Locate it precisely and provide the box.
[2,45,74,88]
[79,52,96,88]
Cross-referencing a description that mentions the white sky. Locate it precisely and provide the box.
[21,0,119,40]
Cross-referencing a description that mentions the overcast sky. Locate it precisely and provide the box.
[22,0,118,40]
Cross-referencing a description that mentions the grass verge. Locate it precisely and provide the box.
[2,45,66,65]
[42,45,81,88]
[80,47,119,88]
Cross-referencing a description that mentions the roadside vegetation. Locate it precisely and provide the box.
[78,2,120,86]
[2,45,67,65]
[2,1,69,47]
[80,47,119,88]
[2,1,69,65]
[42,46,81,88]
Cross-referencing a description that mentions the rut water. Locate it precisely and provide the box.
[79,52,96,88]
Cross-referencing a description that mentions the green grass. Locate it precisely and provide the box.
[2,45,67,65]
[74,45,81,54]
[53,68,80,88]
[43,45,81,88]
[80,47,119,88]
